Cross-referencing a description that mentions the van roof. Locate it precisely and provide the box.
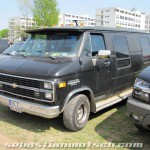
[26,26,148,34]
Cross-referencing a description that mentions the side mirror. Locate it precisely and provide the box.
[98,50,111,58]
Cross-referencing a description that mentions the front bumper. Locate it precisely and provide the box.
[127,97,150,130]
[0,93,60,119]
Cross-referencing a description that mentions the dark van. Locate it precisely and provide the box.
[127,66,150,131]
[0,39,9,53]
[0,27,149,131]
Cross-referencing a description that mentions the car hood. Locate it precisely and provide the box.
[0,54,10,59]
[138,66,150,83]
[0,56,81,79]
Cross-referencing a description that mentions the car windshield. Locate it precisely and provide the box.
[17,32,83,58]
[3,42,24,55]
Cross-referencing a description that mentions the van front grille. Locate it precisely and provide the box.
[0,73,54,103]
[2,84,35,98]
[0,74,40,88]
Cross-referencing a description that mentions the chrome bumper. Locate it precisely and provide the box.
[0,93,60,119]
[127,97,150,117]
[127,97,150,130]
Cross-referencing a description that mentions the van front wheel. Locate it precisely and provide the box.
[63,94,90,131]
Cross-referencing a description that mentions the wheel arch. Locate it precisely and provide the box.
[60,87,96,113]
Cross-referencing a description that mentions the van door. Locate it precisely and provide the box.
[90,34,111,96]
[80,32,111,98]
[111,34,132,93]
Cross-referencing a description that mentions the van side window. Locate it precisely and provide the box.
[91,35,105,56]
[140,37,150,62]
[113,35,130,59]
[113,35,130,68]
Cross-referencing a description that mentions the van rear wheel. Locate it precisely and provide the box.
[135,124,147,132]
[63,94,90,131]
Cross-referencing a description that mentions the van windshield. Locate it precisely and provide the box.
[17,32,83,58]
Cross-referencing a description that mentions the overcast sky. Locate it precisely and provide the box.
[0,0,150,30]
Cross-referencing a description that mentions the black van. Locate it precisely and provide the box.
[0,27,149,131]
[0,39,9,53]
[127,66,150,131]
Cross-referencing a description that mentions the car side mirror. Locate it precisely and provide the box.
[98,50,111,58]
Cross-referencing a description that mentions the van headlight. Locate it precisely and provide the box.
[44,82,52,89]
[133,78,150,102]
[45,93,53,99]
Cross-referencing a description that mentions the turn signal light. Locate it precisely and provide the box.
[58,82,67,88]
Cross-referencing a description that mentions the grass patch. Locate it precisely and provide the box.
[0,101,149,150]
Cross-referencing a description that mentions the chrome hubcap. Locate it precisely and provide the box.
[77,105,84,121]
[76,103,88,125]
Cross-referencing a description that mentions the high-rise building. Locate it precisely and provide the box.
[96,7,146,31]
[145,15,150,33]
[8,17,36,42]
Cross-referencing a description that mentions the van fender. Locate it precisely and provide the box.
[60,87,96,113]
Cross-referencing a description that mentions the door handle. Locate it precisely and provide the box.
[104,61,111,66]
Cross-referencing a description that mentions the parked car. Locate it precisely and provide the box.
[127,66,150,131]
[2,41,25,56]
[0,26,149,131]
[0,39,10,53]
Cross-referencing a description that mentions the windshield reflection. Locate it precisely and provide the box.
[17,32,83,58]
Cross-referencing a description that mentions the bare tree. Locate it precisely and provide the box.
[16,0,32,19]
[16,0,34,41]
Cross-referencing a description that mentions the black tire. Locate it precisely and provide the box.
[63,94,90,131]
[135,124,147,132]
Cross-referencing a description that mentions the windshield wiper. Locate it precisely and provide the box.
[15,53,26,58]
[14,49,27,57]
[45,52,56,60]
[3,53,13,56]
[48,54,55,60]
[17,49,26,53]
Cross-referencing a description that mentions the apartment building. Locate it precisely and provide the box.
[8,17,36,42]
[96,7,146,31]
[59,13,95,26]
[8,14,95,42]
[145,15,150,33]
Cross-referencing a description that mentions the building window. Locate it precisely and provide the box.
[120,16,124,19]
[120,11,124,13]
[91,23,95,25]
[116,15,119,19]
